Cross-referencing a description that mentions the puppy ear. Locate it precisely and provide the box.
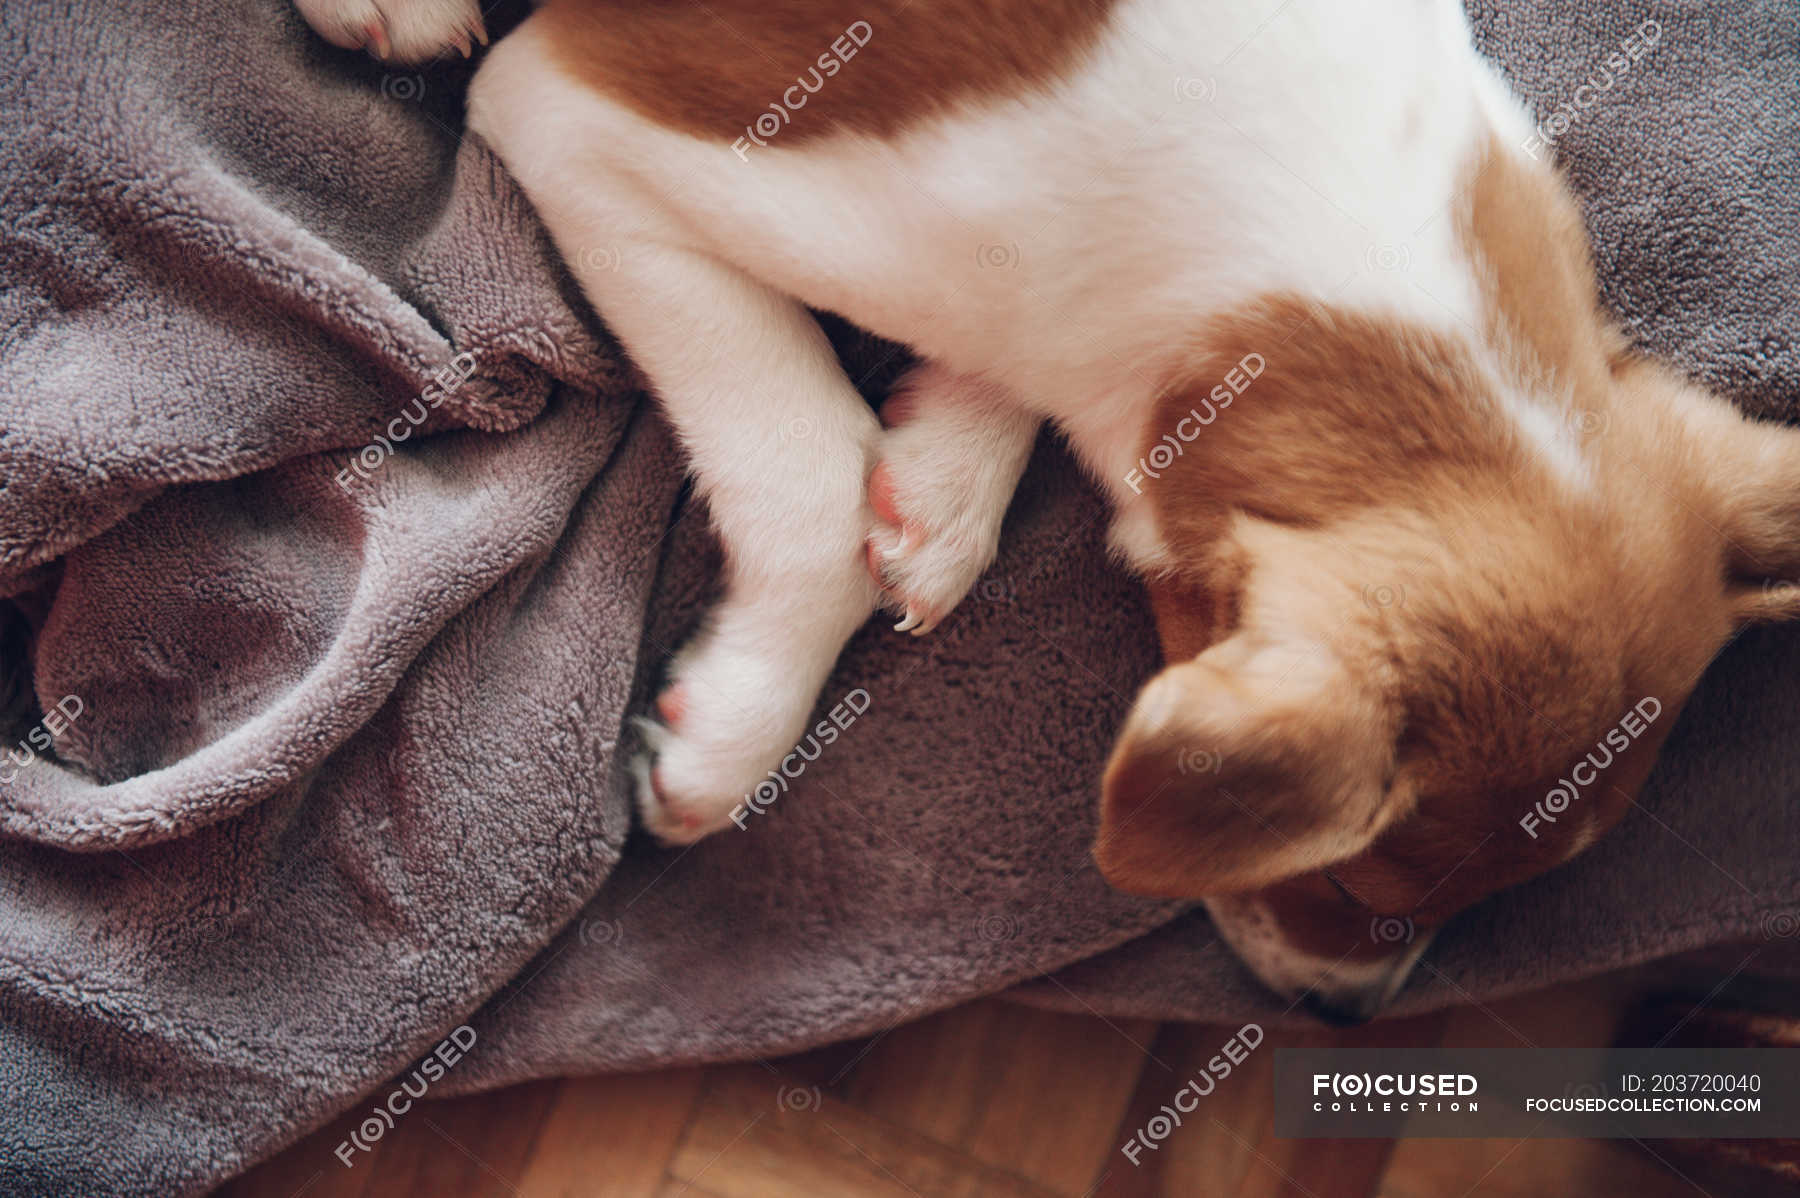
[1094,634,1403,898]
[1708,415,1800,593]
[1621,359,1800,622]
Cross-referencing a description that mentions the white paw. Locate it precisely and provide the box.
[632,575,877,847]
[865,365,1037,635]
[866,462,1000,636]
[295,0,486,62]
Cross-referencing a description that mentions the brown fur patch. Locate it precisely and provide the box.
[1142,547,1243,663]
[1148,297,1513,538]
[535,0,1122,143]
[1247,875,1395,963]
[1459,135,1618,399]
[1107,244,1763,941]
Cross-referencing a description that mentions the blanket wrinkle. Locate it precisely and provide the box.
[2,0,1798,1194]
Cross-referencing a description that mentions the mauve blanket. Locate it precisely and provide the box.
[0,0,1796,1193]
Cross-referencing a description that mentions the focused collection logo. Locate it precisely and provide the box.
[1311,1072,1480,1113]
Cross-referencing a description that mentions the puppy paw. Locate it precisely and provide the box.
[865,461,999,636]
[629,703,742,848]
[296,0,486,62]
[629,683,779,846]
[864,366,1036,634]
[630,580,872,845]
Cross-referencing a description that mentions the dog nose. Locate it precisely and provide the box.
[1300,989,1377,1027]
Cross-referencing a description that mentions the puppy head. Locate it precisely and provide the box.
[1097,292,1800,1021]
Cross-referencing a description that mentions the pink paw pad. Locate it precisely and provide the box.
[654,684,688,729]
[868,463,905,528]
[865,462,943,633]
[647,765,699,831]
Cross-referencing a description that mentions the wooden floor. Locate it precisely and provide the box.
[222,973,1798,1198]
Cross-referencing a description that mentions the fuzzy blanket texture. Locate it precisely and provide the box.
[1,0,1797,1193]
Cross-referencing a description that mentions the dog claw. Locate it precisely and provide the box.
[628,750,657,808]
[871,534,946,636]
[363,20,390,58]
[894,607,937,635]
[629,714,670,755]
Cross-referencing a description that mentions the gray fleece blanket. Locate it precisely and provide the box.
[0,0,1796,1193]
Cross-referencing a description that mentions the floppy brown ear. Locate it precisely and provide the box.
[1094,634,1404,898]
[1621,358,1800,622]
[1710,417,1800,595]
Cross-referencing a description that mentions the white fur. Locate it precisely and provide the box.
[299,0,1570,843]
[295,0,482,60]
[869,362,1039,631]
[466,0,1516,530]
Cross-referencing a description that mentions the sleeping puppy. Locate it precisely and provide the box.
[297,0,1800,1020]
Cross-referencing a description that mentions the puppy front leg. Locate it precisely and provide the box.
[867,362,1040,633]
[294,0,485,61]
[586,247,883,843]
